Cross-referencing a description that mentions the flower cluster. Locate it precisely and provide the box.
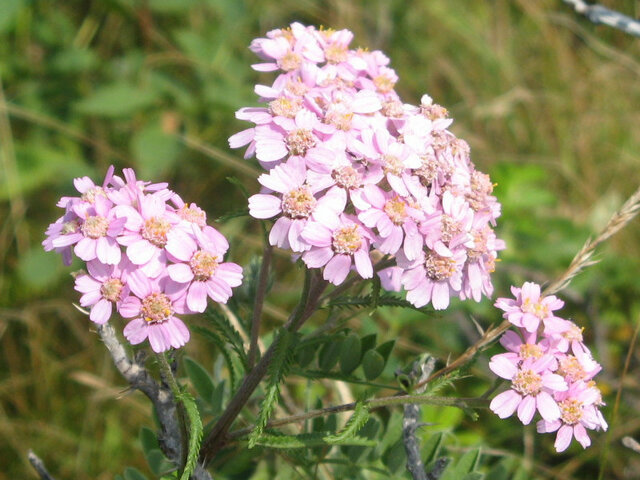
[489,282,607,452]
[43,167,243,352]
[231,23,504,309]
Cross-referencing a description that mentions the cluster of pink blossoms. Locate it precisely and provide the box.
[43,167,243,353]
[230,23,504,310]
[489,282,607,452]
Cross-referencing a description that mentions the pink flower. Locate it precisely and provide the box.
[72,195,126,265]
[74,259,131,324]
[536,381,607,452]
[115,193,180,277]
[165,225,243,312]
[120,271,191,353]
[489,354,567,425]
[495,282,565,333]
[301,214,373,285]
[400,242,466,310]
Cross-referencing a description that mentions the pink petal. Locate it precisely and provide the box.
[164,317,190,348]
[353,249,373,279]
[431,281,451,310]
[303,247,333,268]
[75,275,101,293]
[167,263,195,283]
[517,395,536,425]
[75,237,97,261]
[216,263,243,287]
[489,355,518,380]
[90,299,112,324]
[228,128,255,148]
[96,237,121,265]
[123,318,148,344]
[119,296,142,318]
[249,194,281,219]
[490,390,521,419]
[205,277,232,303]
[573,424,591,449]
[165,229,197,261]
[554,425,574,453]
[323,254,352,285]
[269,216,291,248]
[187,282,208,313]
[536,391,561,421]
[148,324,169,352]
[127,270,153,298]
[80,290,102,307]
[127,240,156,265]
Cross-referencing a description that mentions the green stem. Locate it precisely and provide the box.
[228,394,488,440]
[156,353,189,471]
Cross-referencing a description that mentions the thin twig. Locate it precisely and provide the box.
[403,355,437,480]
[563,0,640,37]
[27,450,56,480]
[248,243,273,368]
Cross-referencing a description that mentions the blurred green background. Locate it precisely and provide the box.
[1,0,640,478]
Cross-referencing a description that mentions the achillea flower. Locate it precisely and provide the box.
[301,214,373,285]
[120,271,191,353]
[495,282,565,333]
[233,23,504,310]
[74,259,131,324]
[165,225,243,312]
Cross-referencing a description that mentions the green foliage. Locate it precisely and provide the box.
[323,401,370,444]
[439,448,482,480]
[248,329,297,447]
[339,333,362,375]
[251,432,376,449]
[183,357,215,406]
[123,467,149,480]
[204,309,248,369]
[192,326,239,390]
[362,350,385,381]
[176,391,203,480]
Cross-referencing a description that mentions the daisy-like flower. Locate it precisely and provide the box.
[489,354,567,425]
[120,270,191,353]
[72,195,126,265]
[495,282,565,333]
[537,381,608,452]
[115,193,180,277]
[74,259,131,324]
[301,214,373,285]
[400,242,467,310]
[248,157,345,251]
[165,225,243,312]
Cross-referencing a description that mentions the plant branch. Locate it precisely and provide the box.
[248,243,272,368]
[97,324,212,480]
[563,0,640,38]
[228,394,487,440]
[199,270,328,465]
[27,450,56,480]
[156,353,189,472]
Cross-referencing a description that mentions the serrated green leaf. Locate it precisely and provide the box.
[183,357,215,405]
[205,309,248,368]
[176,391,203,480]
[248,329,297,447]
[362,350,385,380]
[323,401,369,444]
[339,333,362,375]
[327,294,432,313]
[76,82,158,117]
[124,467,148,480]
[192,326,238,390]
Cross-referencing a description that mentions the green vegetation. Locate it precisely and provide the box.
[1,1,639,478]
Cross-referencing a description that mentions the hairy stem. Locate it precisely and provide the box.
[199,269,328,465]
[248,243,272,368]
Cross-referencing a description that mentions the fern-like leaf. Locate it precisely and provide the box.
[327,294,433,313]
[248,329,297,447]
[204,310,248,368]
[192,326,238,389]
[252,432,376,449]
[176,391,203,480]
[323,401,370,444]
